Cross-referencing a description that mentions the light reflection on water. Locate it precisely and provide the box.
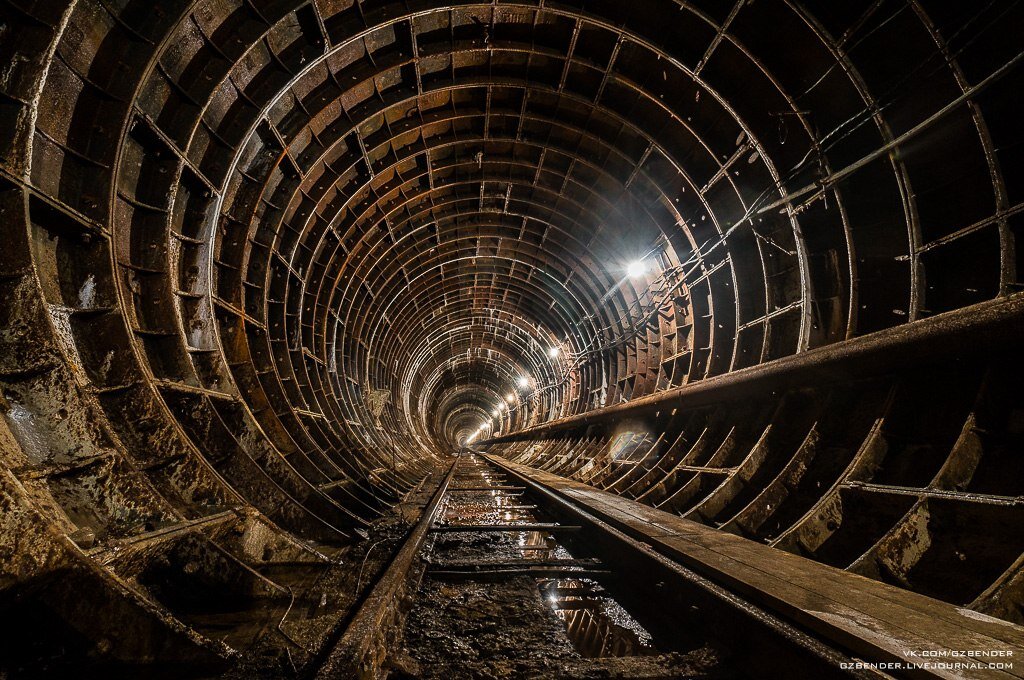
[539,578,658,658]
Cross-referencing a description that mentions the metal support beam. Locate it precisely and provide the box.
[484,292,1024,443]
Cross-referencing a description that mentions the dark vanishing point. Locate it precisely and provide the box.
[1,1,1023,678]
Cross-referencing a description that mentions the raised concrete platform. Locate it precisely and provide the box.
[487,455,1024,679]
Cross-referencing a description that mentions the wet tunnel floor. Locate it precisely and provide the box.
[390,455,733,679]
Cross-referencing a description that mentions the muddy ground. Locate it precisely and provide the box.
[388,480,736,679]
[392,571,730,679]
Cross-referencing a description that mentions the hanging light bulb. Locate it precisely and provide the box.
[627,259,647,278]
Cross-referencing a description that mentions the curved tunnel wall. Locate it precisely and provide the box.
[1,0,1023,668]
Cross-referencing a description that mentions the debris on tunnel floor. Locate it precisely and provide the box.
[223,477,438,679]
[394,577,726,680]
[389,456,732,680]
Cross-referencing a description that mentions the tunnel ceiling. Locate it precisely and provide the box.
[2,0,1024,661]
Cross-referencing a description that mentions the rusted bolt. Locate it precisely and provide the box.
[69,527,96,549]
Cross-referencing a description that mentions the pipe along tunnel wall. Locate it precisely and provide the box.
[1,0,1024,676]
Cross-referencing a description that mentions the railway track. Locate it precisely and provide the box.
[317,452,880,679]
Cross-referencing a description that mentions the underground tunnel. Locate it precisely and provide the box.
[1,0,1024,677]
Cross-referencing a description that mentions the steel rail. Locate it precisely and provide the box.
[485,453,1024,680]
[315,459,459,679]
[477,454,872,678]
[318,452,875,678]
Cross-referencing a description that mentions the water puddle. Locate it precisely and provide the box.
[443,459,661,660]
[539,578,659,658]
